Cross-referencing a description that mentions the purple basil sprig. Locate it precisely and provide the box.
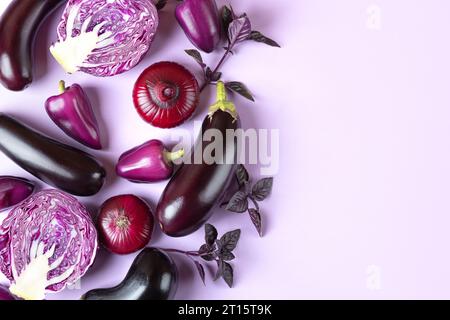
[222,165,274,237]
[156,224,241,288]
[184,4,280,100]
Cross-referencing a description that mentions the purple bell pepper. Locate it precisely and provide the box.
[0,176,34,211]
[175,0,221,53]
[116,140,184,183]
[45,81,102,150]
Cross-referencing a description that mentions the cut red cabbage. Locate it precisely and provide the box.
[0,189,97,300]
[50,0,159,77]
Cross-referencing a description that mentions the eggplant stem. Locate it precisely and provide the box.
[58,80,66,94]
[163,148,185,163]
[208,82,238,121]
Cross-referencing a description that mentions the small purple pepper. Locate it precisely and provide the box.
[0,176,34,211]
[45,81,102,150]
[0,285,17,300]
[175,0,221,53]
[116,140,184,183]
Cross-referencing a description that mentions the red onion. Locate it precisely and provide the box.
[133,61,200,128]
[97,195,154,255]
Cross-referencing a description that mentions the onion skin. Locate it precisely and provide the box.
[0,285,16,300]
[157,83,240,237]
[0,176,34,211]
[0,0,66,91]
[45,81,102,150]
[116,140,184,183]
[0,114,106,197]
[97,195,154,255]
[133,61,200,128]
[175,0,221,53]
[81,248,178,300]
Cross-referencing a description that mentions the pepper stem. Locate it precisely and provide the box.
[163,148,185,163]
[208,81,238,121]
[58,80,66,94]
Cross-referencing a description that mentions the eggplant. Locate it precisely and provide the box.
[0,0,66,91]
[82,248,178,300]
[0,114,106,196]
[156,82,240,237]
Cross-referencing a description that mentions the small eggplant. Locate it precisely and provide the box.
[0,176,34,211]
[82,248,178,300]
[156,82,240,237]
[45,81,102,150]
[116,140,184,183]
[0,114,106,196]
[175,0,221,53]
[0,0,66,91]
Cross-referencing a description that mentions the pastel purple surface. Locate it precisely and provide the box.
[1,0,450,300]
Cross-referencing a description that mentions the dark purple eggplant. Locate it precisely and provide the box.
[81,248,178,300]
[156,82,240,237]
[0,114,106,196]
[0,0,65,91]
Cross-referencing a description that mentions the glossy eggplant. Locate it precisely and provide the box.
[0,0,66,91]
[82,248,178,300]
[156,82,240,237]
[0,114,106,196]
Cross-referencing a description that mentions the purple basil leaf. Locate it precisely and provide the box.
[185,49,206,69]
[225,191,248,213]
[220,229,241,251]
[201,253,216,261]
[211,71,222,82]
[221,260,234,288]
[154,0,168,10]
[252,177,274,201]
[205,67,222,82]
[248,208,263,237]
[219,249,235,261]
[228,15,252,46]
[214,260,222,281]
[248,30,281,47]
[221,6,234,37]
[225,82,255,102]
[198,244,210,255]
[236,164,249,187]
[205,223,218,246]
[194,261,206,285]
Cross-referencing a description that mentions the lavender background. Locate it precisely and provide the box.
[1,0,450,299]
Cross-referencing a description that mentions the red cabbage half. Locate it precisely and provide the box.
[50,0,159,77]
[0,189,97,300]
